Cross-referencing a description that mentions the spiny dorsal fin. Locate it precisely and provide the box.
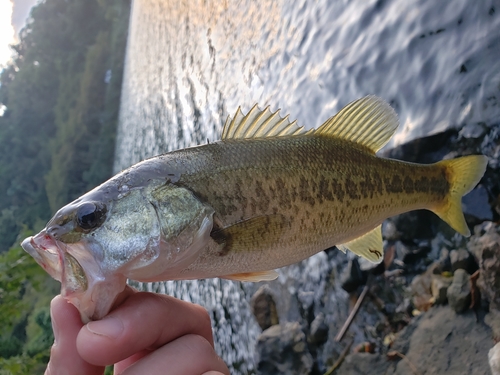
[315,96,399,152]
[337,225,384,263]
[222,104,309,140]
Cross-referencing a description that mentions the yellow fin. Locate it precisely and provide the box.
[337,225,384,263]
[221,105,309,140]
[314,96,399,152]
[223,270,279,282]
[432,155,488,236]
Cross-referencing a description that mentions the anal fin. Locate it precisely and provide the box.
[337,225,384,263]
[223,270,279,282]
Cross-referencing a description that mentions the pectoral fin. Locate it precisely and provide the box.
[223,270,279,282]
[337,225,383,263]
[210,214,288,255]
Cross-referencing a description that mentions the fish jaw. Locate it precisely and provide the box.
[21,231,127,322]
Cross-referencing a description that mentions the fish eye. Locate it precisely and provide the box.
[76,202,106,231]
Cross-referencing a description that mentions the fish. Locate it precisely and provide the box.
[21,96,487,322]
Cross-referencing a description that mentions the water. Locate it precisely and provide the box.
[115,0,500,372]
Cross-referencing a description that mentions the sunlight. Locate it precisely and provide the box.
[0,1,15,68]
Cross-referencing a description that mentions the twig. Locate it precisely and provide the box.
[387,350,421,375]
[335,276,372,342]
[323,338,354,375]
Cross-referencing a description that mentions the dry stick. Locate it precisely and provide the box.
[323,338,354,375]
[334,276,372,342]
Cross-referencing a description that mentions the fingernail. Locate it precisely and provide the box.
[86,317,123,339]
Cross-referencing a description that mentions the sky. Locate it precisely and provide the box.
[0,0,38,68]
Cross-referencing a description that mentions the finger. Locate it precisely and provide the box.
[119,334,229,375]
[77,292,215,366]
[45,295,104,375]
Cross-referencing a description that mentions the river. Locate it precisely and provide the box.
[115,0,500,373]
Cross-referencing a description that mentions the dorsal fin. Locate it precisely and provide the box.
[314,96,399,152]
[222,104,309,140]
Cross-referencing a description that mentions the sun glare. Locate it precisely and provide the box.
[0,1,16,68]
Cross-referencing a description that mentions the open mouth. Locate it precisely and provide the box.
[21,231,88,296]
[21,232,63,282]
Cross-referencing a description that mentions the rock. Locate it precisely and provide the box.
[485,310,500,342]
[490,342,500,375]
[467,222,500,311]
[340,258,367,293]
[251,285,279,331]
[431,274,452,305]
[410,266,434,312]
[334,352,390,375]
[336,306,493,375]
[449,248,477,274]
[447,269,471,313]
[256,322,313,375]
[308,313,329,346]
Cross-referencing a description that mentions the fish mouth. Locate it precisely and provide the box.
[22,232,64,282]
[21,231,88,297]
[22,231,127,322]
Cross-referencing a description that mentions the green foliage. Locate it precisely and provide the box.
[0,0,131,251]
[0,0,131,372]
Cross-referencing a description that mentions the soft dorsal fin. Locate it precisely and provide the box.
[314,96,399,152]
[222,104,309,140]
[337,225,384,263]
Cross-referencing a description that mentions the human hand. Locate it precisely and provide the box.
[45,286,229,375]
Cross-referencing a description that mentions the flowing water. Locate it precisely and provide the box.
[115,0,500,372]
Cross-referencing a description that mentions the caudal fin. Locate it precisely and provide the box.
[432,155,488,236]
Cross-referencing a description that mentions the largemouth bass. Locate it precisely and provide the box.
[21,96,487,321]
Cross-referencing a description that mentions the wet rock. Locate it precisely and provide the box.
[447,269,471,313]
[256,322,313,375]
[467,222,500,311]
[449,248,478,274]
[489,342,500,375]
[431,274,452,305]
[308,313,328,346]
[340,258,367,293]
[251,285,279,331]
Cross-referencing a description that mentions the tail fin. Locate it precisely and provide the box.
[432,155,488,236]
